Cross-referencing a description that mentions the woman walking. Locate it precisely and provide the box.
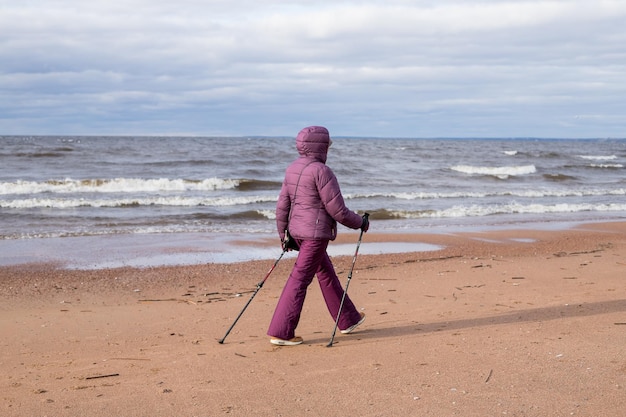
[268,126,369,346]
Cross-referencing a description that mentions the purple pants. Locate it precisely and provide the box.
[267,239,362,340]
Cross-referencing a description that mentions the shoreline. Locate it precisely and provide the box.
[1,218,624,270]
[2,220,625,308]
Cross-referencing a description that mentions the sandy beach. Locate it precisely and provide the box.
[1,222,625,416]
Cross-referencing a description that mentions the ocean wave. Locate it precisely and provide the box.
[15,151,69,158]
[236,179,282,191]
[450,164,536,178]
[543,173,577,181]
[370,202,626,219]
[258,209,277,220]
[347,188,626,200]
[4,187,625,209]
[0,177,278,195]
[0,195,278,209]
[578,155,618,160]
[589,164,623,169]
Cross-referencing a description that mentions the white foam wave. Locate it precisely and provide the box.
[5,187,625,209]
[578,155,617,161]
[388,202,626,219]
[0,195,277,209]
[347,188,626,201]
[258,209,276,220]
[0,177,240,195]
[503,150,518,156]
[450,164,536,178]
[589,164,623,168]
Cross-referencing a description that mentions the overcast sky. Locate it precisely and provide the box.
[1,0,625,138]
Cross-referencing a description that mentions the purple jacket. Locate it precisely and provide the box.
[276,126,363,241]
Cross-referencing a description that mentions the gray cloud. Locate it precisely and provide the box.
[1,0,625,137]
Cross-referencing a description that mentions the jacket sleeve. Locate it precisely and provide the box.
[275,181,291,240]
[316,166,363,230]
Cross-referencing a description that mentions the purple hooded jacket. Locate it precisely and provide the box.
[276,126,363,241]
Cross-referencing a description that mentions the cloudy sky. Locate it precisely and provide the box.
[1,0,625,138]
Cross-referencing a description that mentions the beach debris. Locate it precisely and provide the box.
[365,278,397,281]
[554,248,605,257]
[485,369,493,383]
[72,385,94,390]
[455,284,485,291]
[138,298,196,304]
[85,373,119,380]
[138,289,266,305]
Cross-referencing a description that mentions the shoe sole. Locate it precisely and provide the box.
[270,338,303,346]
[341,314,366,334]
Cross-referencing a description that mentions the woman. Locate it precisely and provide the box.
[268,126,369,346]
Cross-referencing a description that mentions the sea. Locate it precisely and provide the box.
[1,136,625,268]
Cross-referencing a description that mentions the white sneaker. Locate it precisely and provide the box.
[341,312,366,334]
[270,336,304,346]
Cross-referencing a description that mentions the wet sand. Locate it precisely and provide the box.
[1,222,625,416]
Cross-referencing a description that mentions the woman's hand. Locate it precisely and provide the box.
[360,213,370,232]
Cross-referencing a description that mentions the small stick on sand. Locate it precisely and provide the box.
[85,373,119,380]
[485,369,493,383]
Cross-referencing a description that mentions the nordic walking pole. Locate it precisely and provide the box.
[327,213,369,347]
[218,249,286,344]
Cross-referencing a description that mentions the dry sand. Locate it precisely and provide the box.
[1,222,625,416]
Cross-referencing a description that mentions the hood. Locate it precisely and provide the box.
[296,126,331,163]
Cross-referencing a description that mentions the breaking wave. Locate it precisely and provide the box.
[450,164,536,179]
[368,202,626,220]
[0,177,280,195]
[0,195,278,209]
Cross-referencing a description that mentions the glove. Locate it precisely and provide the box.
[282,230,300,251]
[360,213,370,232]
